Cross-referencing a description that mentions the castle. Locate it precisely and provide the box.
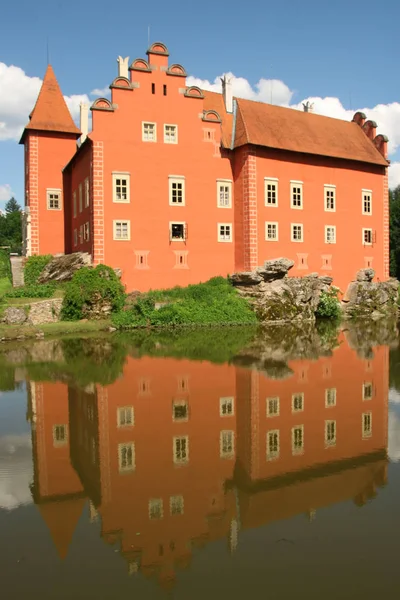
[21,42,390,292]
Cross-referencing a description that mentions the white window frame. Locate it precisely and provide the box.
[292,425,304,455]
[290,181,303,209]
[363,382,373,401]
[170,495,184,515]
[47,188,62,211]
[113,220,131,241]
[266,397,280,417]
[324,185,336,212]
[142,121,157,142]
[169,175,185,206]
[79,183,83,213]
[217,179,232,208]
[73,229,77,247]
[112,172,130,203]
[362,412,372,439]
[291,223,304,242]
[148,498,163,520]
[325,420,336,447]
[266,429,280,460]
[325,388,337,407]
[169,221,186,242]
[118,442,135,472]
[164,123,178,144]
[220,430,235,459]
[173,435,189,464]
[264,177,279,207]
[218,223,232,242]
[265,221,279,241]
[292,392,304,413]
[362,228,373,246]
[53,424,68,446]
[362,189,372,215]
[325,225,336,244]
[117,406,134,427]
[73,191,77,218]
[84,222,90,242]
[84,177,90,208]
[220,397,234,417]
[79,225,83,245]
[172,399,189,422]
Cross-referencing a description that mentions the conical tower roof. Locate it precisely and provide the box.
[39,496,86,560]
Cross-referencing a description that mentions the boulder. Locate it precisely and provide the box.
[342,278,398,319]
[256,257,294,282]
[2,307,27,325]
[230,271,263,286]
[356,268,375,282]
[38,252,92,283]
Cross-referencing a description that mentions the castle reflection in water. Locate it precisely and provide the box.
[26,331,389,590]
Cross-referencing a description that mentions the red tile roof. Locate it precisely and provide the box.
[203,90,233,148]
[20,65,80,143]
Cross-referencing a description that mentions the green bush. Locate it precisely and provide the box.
[0,249,11,281]
[61,264,125,321]
[5,283,56,299]
[315,289,341,319]
[24,255,52,285]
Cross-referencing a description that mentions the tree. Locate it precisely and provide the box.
[5,197,20,214]
[389,186,400,279]
[0,197,22,253]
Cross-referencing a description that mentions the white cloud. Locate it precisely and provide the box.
[90,86,111,98]
[0,433,33,511]
[388,162,400,189]
[0,183,13,202]
[388,409,400,463]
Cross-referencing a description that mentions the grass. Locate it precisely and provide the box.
[0,278,12,296]
[0,319,111,341]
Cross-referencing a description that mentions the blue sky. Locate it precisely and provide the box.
[1,0,400,209]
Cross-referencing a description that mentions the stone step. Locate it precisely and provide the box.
[10,256,25,288]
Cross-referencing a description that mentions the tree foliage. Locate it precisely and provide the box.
[0,197,22,254]
[390,185,400,279]
[24,255,53,285]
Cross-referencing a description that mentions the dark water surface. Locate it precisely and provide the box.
[1,323,400,599]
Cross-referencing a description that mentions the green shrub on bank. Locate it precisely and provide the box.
[0,249,12,282]
[24,255,52,285]
[112,277,258,329]
[5,283,56,299]
[61,264,125,321]
[315,289,341,319]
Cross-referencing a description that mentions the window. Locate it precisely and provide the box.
[265,222,278,241]
[265,178,278,206]
[292,393,304,413]
[113,220,130,240]
[169,176,185,205]
[73,229,77,247]
[297,253,308,269]
[73,191,77,218]
[220,430,234,458]
[291,223,304,242]
[267,430,280,460]
[325,185,336,211]
[134,251,149,269]
[47,189,61,210]
[363,382,373,401]
[363,228,373,245]
[218,223,232,242]
[325,420,336,447]
[325,388,337,407]
[163,84,167,96]
[149,498,163,519]
[170,222,186,241]
[84,177,90,208]
[117,406,134,427]
[220,397,234,416]
[292,425,304,455]
[362,190,372,215]
[138,378,151,395]
[177,376,189,393]
[290,181,303,209]
[79,183,83,212]
[362,412,372,438]
[84,222,90,242]
[170,495,184,515]
[325,226,336,244]
[266,397,280,417]
[173,251,189,269]
[164,124,178,144]
[322,254,332,270]
[112,173,130,203]
[142,122,156,142]
[151,83,155,94]
[217,180,232,208]
[118,442,135,472]
[173,436,189,464]
[53,424,68,446]
[79,225,83,244]
[172,400,188,422]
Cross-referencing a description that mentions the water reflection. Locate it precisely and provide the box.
[8,325,390,591]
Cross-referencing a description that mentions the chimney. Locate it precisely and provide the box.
[373,134,389,159]
[221,75,233,114]
[362,120,377,141]
[117,56,129,79]
[352,111,366,127]
[302,101,314,113]
[80,103,89,144]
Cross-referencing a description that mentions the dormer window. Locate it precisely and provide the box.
[142,122,156,142]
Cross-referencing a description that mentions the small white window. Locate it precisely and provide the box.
[73,191,77,217]
[79,225,83,245]
[220,430,234,458]
[220,397,234,416]
[79,183,83,212]
[266,397,280,417]
[362,228,373,245]
[291,223,304,242]
[84,177,90,208]
[265,178,278,206]
[53,424,68,446]
[267,430,280,460]
[362,412,372,438]
[148,498,163,519]
[73,229,77,247]
[142,122,157,142]
[47,189,62,210]
[84,222,90,242]
[113,220,130,241]
[290,181,303,209]
[325,388,336,407]
[172,400,188,422]
[324,185,336,212]
[173,436,189,464]
[170,222,186,241]
[325,226,336,244]
[265,222,278,241]
[117,406,134,427]
[218,223,232,242]
[362,190,372,215]
[292,393,304,413]
[170,495,184,515]
[325,420,336,447]
[217,179,232,208]
[112,173,130,203]
[169,176,185,205]
[292,425,304,455]
[118,442,135,472]
[164,124,178,144]
[363,382,373,401]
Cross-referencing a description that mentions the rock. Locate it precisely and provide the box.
[27,299,62,325]
[342,278,398,319]
[2,307,27,325]
[371,311,384,321]
[319,276,333,285]
[113,268,122,279]
[356,268,375,282]
[108,326,117,333]
[35,331,45,339]
[256,257,295,282]
[125,290,143,305]
[38,252,92,284]
[230,271,263,286]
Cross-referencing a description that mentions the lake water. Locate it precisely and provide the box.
[1,323,400,599]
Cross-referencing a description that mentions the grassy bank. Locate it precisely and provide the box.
[0,319,111,341]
